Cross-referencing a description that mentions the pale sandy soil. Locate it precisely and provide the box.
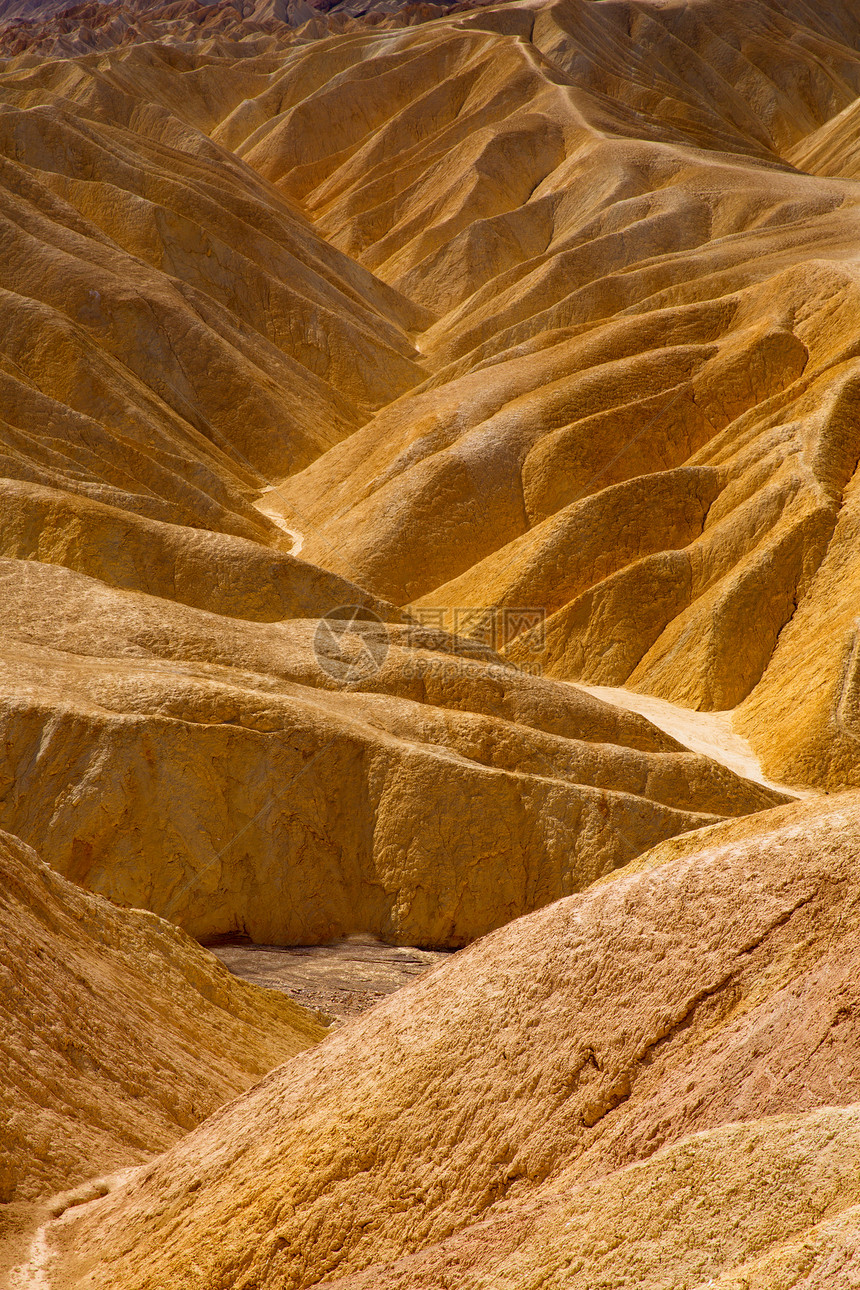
[575,684,816,800]
[254,487,304,556]
[209,935,452,1023]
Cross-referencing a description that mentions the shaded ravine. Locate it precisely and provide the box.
[209,935,452,1023]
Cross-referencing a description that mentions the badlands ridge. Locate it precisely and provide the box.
[1,0,860,1284]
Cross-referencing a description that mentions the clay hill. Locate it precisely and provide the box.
[0,0,463,59]
[0,828,325,1204]
[44,794,860,1288]
[2,0,860,1284]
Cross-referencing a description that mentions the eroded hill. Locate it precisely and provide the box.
[0,829,324,1206]
[0,557,781,945]
[47,792,860,1288]
[1,0,859,959]
[3,0,860,1285]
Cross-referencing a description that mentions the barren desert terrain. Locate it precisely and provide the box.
[3,0,860,1284]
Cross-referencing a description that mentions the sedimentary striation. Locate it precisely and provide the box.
[0,0,856,849]
[264,0,860,793]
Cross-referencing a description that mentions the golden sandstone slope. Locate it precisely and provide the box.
[1,0,848,797]
[4,0,860,1284]
[264,0,860,793]
[0,0,810,948]
[0,556,781,946]
[0,827,324,1206]
[51,793,860,1289]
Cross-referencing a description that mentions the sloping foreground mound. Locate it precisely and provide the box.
[51,792,860,1288]
[0,557,784,947]
[0,828,325,1204]
[328,1108,860,1289]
